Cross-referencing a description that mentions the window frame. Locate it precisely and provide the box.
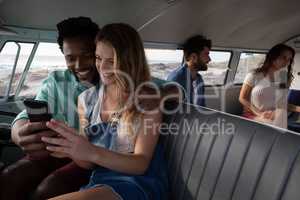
[1,39,270,100]
[0,40,38,101]
[16,41,68,98]
[144,46,184,80]
[233,51,267,85]
[0,41,21,100]
[144,43,234,86]
[200,49,233,87]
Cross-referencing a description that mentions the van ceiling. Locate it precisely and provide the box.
[1,0,300,50]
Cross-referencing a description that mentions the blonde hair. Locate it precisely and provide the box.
[95,23,153,135]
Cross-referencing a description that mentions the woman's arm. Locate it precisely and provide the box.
[239,83,261,116]
[90,111,162,175]
[73,98,96,169]
[42,110,162,175]
[45,97,96,169]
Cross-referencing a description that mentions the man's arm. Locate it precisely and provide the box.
[11,72,58,158]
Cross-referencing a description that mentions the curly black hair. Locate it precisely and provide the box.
[56,16,99,52]
[182,35,211,60]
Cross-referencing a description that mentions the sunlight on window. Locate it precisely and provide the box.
[19,42,66,97]
[234,53,266,84]
[0,42,34,97]
[145,49,183,80]
[201,51,231,85]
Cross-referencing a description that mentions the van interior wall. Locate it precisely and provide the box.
[163,103,300,200]
[2,0,300,50]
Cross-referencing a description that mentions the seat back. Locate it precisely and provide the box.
[287,89,300,132]
[204,84,243,115]
[223,84,243,115]
[288,89,300,106]
[162,103,300,200]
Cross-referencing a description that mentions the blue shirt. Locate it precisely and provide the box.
[167,64,205,106]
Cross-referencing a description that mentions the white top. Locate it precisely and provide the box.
[78,85,140,153]
[244,71,288,128]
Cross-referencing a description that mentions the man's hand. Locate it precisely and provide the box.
[11,119,58,158]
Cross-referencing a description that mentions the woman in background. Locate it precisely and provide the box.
[239,43,300,128]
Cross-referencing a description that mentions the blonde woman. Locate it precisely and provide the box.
[42,23,168,200]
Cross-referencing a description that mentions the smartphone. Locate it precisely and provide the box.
[23,99,52,122]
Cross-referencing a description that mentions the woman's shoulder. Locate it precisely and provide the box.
[244,71,264,85]
[80,85,99,98]
[246,70,260,77]
[78,85,101,107]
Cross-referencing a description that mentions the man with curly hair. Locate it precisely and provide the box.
[0,16,100,200]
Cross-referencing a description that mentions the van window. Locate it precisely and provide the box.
[234,52,266,84]
[200,51,231,85]
[9,43,35,95]
[145,48,183,80]
[18,42,66,97]
[290,53,300,90]
[0,41,34,97]
[145,49,231,86]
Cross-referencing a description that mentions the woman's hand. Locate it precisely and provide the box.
[261,110,276,120]
[254,110,275,123]
[41,119,96,162]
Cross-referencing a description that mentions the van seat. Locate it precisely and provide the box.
[223,84,243,115]
[162,103,300,200]
[288,89,300,132]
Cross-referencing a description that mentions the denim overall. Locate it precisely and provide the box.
[81,120,169,200]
